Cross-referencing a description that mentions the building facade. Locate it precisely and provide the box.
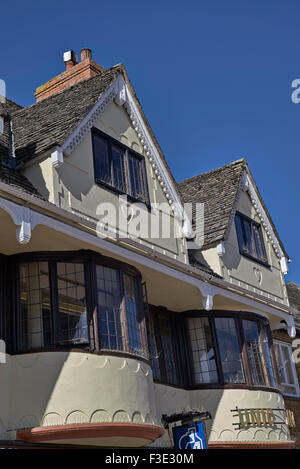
[0,48,297,449]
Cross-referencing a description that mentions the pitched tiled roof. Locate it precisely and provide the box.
[286,282,300,329]
[11,65,122,163]
[0,99,23,163]
[0,165,44,199]
[0,100,44,198]
[177,159,246,249]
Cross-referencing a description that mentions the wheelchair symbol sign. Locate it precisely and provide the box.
[173,422,207,449]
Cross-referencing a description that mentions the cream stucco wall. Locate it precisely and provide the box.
[152,384,291,447]
[22,102,187,263]
[0,352,159,445]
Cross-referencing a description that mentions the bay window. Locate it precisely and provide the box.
[149,309,279,391]
[16,252,147,359]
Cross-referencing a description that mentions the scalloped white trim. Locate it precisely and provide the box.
[241,172,288,273]
[51,74,190,229]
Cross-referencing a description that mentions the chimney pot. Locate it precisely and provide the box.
[81,48,92,61]
[63,50,78,70]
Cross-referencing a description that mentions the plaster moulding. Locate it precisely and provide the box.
[241,172,288,275]
[50,74,191,233]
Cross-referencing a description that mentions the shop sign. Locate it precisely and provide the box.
[173,422,207,449]
[231,407,296,429]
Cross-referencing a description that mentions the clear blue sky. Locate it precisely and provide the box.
[1,0,299,284]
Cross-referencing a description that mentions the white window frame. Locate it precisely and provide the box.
[274,340,300,398]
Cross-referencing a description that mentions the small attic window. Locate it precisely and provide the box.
[235,212,269,266]
[92,128,149,205]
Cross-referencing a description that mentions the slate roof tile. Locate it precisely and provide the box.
[177,159,246,249]
[286,282,300,329]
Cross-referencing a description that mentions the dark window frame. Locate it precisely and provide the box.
[148,308,281,393]
[235,211,269,267]
[91,127,150,206]
[12,250,148,361]
[148,306,187,387]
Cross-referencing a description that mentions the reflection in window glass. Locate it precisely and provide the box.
[158,315,178,385]
[19,262,51,351]
[96,265,123,351]
[147,314,161,381]
[57,262,88,345]
[93,134,111,185]
[215,317,245,384]
[188,317,218,384]
[127,153,148,202]
[261,327,276,387]
[124,274,143,355]
[111,144,126,192]
[274,343,299,396]
[242,320,266,386]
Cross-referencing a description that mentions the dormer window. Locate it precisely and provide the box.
[235,212,268,265]
[92,128,149,204]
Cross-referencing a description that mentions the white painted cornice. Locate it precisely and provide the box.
[50,74,190,232]
[241,172,289,274]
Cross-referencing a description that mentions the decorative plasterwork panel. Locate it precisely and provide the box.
[50,74,191,234]
[241,172,288,274]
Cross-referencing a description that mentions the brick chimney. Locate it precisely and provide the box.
[34,48,104,102]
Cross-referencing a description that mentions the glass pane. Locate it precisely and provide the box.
[19,262,51,351]
[243,320,266,386]
[124,273,144,356]
[274,343,285,383]
[111,144,126,192]
[215,317,245,384]
[96,265,123,351]
[243,219,253,255]
[57,262,88,345]
[274,343,298,395]
[158,314,178,385]
[93,134,111,185]
[147,313,161,381]
[253,224,263,260]
[282,346,296,385]
[127,153,148,202]
[235,214,245,251]
[188,317,218,384]
[261,327,276,387]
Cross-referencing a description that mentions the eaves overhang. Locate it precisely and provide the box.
[0,179,295,337]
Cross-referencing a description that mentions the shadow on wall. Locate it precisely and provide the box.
[4,351,158,441]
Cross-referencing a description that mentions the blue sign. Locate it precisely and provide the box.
[173,422,207,449]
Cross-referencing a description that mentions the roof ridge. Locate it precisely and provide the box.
[12,64,123,115]
[178,158,246,184]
